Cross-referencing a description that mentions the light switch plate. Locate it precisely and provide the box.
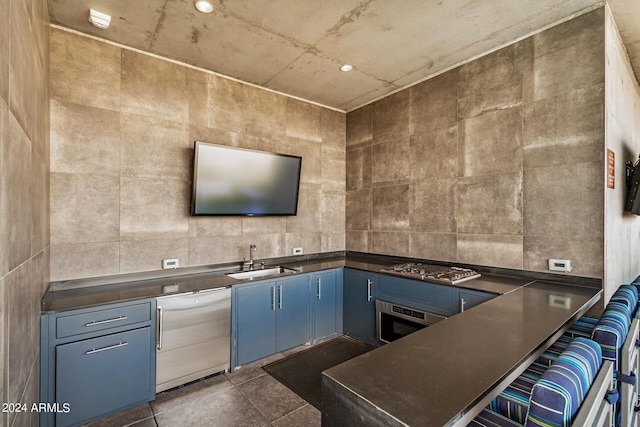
[292,247,303,255]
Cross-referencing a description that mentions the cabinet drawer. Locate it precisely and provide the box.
[56,302,152,339]
[55,327,153,426]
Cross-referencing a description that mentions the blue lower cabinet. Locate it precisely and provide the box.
[234,275,310,366]
[55,327,152,427]
[311,269,343,343]
[40,299,156,427]
[275,276,311,351]
[343,269,378,345]
[235,281,278,365]
[377,274,453,316]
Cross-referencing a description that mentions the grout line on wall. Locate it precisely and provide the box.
[49,24,346,114]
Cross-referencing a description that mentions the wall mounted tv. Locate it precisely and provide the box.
[625,156,640,215]
[191,141,302,216]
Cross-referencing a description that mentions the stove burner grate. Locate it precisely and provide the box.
[381,263,481,285]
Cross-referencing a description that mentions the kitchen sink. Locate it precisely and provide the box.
[226,266,297,280]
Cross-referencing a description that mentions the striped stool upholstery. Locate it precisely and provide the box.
[526,337,602,427]
[488,363,548,423]
[468,408,522,426]
[591,304,631,371]
[536,335,572,367]
[610,284,638,316]
[565,315,599,339]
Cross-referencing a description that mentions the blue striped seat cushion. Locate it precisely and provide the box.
[591,303,631,370]
[469,408,522,426]
[536,335,572,367]
[564,316,599,339]
[489,362,548,423]
[525,337,602,427]
[610,284,638,316]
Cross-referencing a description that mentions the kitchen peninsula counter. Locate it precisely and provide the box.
[321,279,601,426]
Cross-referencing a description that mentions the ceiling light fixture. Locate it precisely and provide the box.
[88,9,111,29]
[340,64,354,72]
[195,0,214,14]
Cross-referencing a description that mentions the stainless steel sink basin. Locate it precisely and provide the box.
[226,266,296,280]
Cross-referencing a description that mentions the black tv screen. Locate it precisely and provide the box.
[191,142,302,216]
[625,158,640,215]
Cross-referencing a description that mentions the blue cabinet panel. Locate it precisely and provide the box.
[459,290,496,313]
[234,275,311,367]
[312,269,343,343]
[377,274,454,316]
[55,327,152,427]
[56,302,152,339]
[41,299,156,427]
[235,281,277,365]
[275,276,310,351]
[343,269,378,345]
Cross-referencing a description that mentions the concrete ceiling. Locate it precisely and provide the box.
[48,0,640,112]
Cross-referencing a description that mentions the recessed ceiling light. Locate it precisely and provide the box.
[195,0,214,14]
[88,9,111,29]
[340,64,354,72]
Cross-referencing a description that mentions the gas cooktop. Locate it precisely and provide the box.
[380,263,481,285]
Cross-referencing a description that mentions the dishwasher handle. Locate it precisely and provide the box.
[156,306,163,350]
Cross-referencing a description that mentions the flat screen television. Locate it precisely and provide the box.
[191,141,302,216]
[625,157,640,215]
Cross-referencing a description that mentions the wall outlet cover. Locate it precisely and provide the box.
[292,247,303,255]
[162,258,180,269]
[548,259,571,272]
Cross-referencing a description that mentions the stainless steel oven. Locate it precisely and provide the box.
[376,300,446,343]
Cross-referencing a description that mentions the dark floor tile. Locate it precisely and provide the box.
[155,387,269,427]
[129,417,158,427]
[226,352,286,385]
[239,374,307,422]
[151,373,233,415]
[272,404,321,427]
[83,404,153,427]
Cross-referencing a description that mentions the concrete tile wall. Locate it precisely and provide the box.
[603,5,640,303]
[0,0,51,425]
[49,28,346,281]
[346,8,606,277]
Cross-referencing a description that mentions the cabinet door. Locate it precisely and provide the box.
[343,269,378,345]
[236,282,277,365]
[275,276,310,352]
[378,274,453,316]
[313,270,338,342]
[55,327,152,427]
[458,290,495,313]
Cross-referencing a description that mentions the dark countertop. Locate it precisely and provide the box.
[321,280,601,427]
[42,254,542,313]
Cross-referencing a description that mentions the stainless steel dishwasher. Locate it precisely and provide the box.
[156,286,231,393]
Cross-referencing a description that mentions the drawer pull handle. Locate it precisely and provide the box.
[85,316,128,327]
[85,342,128,355]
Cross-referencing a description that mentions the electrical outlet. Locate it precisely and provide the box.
[162,258,180,269]
[549,294,571,309]
[548,259,571,272]
[292,247,303,255]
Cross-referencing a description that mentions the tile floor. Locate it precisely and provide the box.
[84,346,320,427]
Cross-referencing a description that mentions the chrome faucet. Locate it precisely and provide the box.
[246,244,257,271]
